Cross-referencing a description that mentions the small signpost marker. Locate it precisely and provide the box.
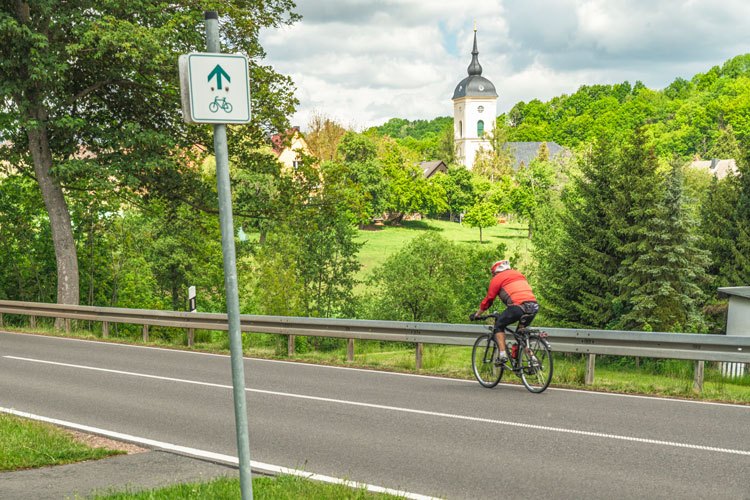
[188,286,196,347]
[180,11,253,500]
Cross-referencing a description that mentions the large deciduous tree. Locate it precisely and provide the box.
[1,1,299,309]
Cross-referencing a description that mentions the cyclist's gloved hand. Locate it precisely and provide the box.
[469,313,476,321]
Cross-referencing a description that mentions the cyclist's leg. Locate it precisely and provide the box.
[493,305,524,351]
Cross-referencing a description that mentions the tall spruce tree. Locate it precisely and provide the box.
[534,135,620,327]
[614,165,710,331]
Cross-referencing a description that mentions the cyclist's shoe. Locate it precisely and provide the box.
[494,352,509,366]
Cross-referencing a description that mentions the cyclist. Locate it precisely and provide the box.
[470,260,539,364]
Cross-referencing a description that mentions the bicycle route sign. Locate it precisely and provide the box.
[178,53,251,124]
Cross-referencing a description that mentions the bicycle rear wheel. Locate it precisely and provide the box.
[519,335,553,393]
[472,334,504,388]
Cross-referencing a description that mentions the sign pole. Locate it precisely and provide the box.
[204,11,253,500]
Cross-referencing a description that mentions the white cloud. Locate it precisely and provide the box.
[259,0,750,130]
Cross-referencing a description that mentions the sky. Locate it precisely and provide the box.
[259,0,750,131]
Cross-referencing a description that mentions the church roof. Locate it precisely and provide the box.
[453,31,498,100]
[503,141,569,169]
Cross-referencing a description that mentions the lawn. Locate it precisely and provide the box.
[91,475,406,499]
[355,218,532,281]
[0,413,123,471]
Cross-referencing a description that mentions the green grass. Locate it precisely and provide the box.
[355,218,532,281]
[89,474,407,499]
[0,413,123,471]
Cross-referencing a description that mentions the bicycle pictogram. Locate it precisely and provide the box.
[209,96,233,113]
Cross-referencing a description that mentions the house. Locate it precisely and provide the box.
[270,126,311,170]
[502,141,569,170]
[419,160,447,178]
[689,157,738,179]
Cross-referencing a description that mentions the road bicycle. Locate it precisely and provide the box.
[209,96,233,113]
[470,312,553,393]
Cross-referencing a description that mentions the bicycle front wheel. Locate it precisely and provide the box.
[472,334,504,388]
[519,335,553,393]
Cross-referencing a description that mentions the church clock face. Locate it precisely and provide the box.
[477,105,484,113]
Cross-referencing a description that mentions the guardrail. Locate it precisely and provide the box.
[1,300,748,391]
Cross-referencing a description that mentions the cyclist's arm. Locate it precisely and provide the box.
[478,276,502,313]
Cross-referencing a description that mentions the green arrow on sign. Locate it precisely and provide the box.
[208,64,231,89]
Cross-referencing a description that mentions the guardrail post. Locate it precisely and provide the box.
[288,335,295,356]
[188,328,194,347]
[693,360,704,392]
[585,353,596,385]
[30,316,36,329]
[347,339,354,362]
[65,318,71,334]
[102,321,109,339]
[142,324,149,343]
[0,312,3,327]
[415,342,423,370]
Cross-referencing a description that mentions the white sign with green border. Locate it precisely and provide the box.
[179,53,251,124]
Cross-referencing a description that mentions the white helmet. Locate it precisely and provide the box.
[491,260,511,274]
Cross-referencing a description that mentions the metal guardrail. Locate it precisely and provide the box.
[1,300,748,390]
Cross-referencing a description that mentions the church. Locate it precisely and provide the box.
[452,31,566,170]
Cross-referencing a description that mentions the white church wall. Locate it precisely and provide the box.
[453,96,497,168]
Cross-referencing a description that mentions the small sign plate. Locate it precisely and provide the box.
[179,53,251,124]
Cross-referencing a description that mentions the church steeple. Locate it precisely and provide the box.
[452,29,498,169]
[467,30,482,76]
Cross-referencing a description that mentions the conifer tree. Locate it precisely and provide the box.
[720,142,750,284]
[534,135,620,327]
[615,165,710,331]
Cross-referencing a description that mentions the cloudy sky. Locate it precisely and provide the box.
[259,0,750,131]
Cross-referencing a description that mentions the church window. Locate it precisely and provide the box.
[477,120,484,137]
[459,121,463,138]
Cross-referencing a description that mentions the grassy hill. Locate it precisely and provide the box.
[355,218,531,282]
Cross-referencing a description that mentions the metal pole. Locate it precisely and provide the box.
[205,11,253,500]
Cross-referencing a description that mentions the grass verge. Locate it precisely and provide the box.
[0,413,124,471]
[89,474,406,499]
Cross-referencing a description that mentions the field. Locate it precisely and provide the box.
[355,218,532,281]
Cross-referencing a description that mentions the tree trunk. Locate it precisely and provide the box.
[26,111,80,315]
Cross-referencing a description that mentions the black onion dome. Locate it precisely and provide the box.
[452,31,498,99]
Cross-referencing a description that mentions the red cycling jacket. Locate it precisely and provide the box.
[480,269,536,311]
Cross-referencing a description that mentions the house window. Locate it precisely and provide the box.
[293,160,301,169]
[459,120,463,138]
[477,120,484,137]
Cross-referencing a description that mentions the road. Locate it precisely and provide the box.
[1,331,748,499]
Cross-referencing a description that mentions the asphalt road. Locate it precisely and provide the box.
[1,331,749,499]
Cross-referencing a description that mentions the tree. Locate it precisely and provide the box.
[380,140,447,223]
[510,157,556,238]
[365,233,463,322]
[533,135,621,328]
[472,125,514,182]
[615,165,710,331]
[1,1,299,312]
[463,201,497,243]
[432,165,474,222]
[305,112,348,162]
[707,124,741,159]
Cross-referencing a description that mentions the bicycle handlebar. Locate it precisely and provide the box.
[471,312,499,321]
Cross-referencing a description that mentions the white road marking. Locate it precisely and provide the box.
[0,407,438,500]
[4,330,749,408]
[6,355,750,457]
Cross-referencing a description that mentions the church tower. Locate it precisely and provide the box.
[453,31,498,169]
